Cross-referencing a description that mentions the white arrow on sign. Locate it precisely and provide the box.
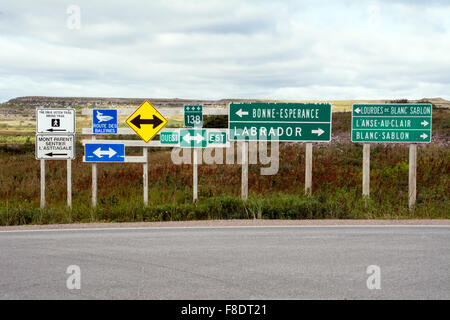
[93,147,117,158]
[183,133,205,144]
[312,128,325,136]
[420,133,428,139]
[236,109,249,118]
[421,120,429,127]
[354,107,361,114]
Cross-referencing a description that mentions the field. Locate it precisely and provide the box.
[0,106,448,226]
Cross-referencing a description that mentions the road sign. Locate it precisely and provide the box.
[180,129,207,148]
[160,131,180,145]
[36,108,75,134]
[126,100,168,143]
[351,104,432,143]
[84,143,125,162]
[228,102,332,141]
[184,105,203,128]
[207,130,227,145]
[35,134,75,159]
[93,109,118,134]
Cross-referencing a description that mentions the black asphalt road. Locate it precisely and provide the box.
[0,225,449,299]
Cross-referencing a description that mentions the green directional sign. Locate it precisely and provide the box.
[228,102,331,141]
[207,131,227,145]
[160,131,179,145]
[180,128,207,148]
[184,105,203,128]
[351,104,432,143]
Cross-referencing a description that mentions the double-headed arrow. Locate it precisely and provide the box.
[130,114,163,129]
[182,133,205,144]
[93,147,117,158]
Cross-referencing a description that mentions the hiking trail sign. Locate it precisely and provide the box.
[184,105,203,128]
[36,108,75,133]
[351,104,432,143]
[228,102,332,141]
[126,100,168,142]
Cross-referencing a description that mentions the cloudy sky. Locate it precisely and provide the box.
[0,0,449,102]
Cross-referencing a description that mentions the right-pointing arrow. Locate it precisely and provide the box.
[421,120,429,127]
[312,128,325,136]
[420,133,428,139]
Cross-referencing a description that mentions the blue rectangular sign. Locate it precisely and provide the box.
[84,143,125,162]
[93,109,118,134]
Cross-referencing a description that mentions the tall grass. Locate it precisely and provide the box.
[0,142,448,225]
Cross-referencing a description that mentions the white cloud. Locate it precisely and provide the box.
[0,0,449,102]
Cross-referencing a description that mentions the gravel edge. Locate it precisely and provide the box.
[1,219,450,231]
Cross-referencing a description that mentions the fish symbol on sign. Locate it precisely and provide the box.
[96,111,114,123]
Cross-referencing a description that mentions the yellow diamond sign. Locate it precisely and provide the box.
[126,100,168,142]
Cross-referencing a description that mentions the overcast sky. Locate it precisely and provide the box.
[0,0,449,102]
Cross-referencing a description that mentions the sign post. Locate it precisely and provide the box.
[229,102,332,198]
[409,144,417,211]
[351,104,432,209]
[36,108,76,209]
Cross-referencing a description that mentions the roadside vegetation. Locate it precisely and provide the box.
[0,107,448,226]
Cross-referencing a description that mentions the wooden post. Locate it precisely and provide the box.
[193,148,198,204]
[92,135,97,208]
[409,144,417,211]
[143,147,148,206]
[241,141,248,200]
[362,143,370,202]
[40,159,45,209]
[305,143,312,196]
[67,159,72,209]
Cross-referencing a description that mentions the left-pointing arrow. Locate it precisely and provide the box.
[130,114,163,129]
[47,128,66,132]
[45,152,67,157]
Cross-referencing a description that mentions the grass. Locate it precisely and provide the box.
[0,142,448,226]
[0,107,448,226]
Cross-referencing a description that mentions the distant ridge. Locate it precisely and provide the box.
[1,96,449,111]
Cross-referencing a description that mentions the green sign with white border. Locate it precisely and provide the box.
[228,102,331,141]
[351,104,432,143]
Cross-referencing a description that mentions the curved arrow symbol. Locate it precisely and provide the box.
[130,114,163,129]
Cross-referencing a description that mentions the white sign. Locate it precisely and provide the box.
[35,134,75,159]
[36,108,76,134]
